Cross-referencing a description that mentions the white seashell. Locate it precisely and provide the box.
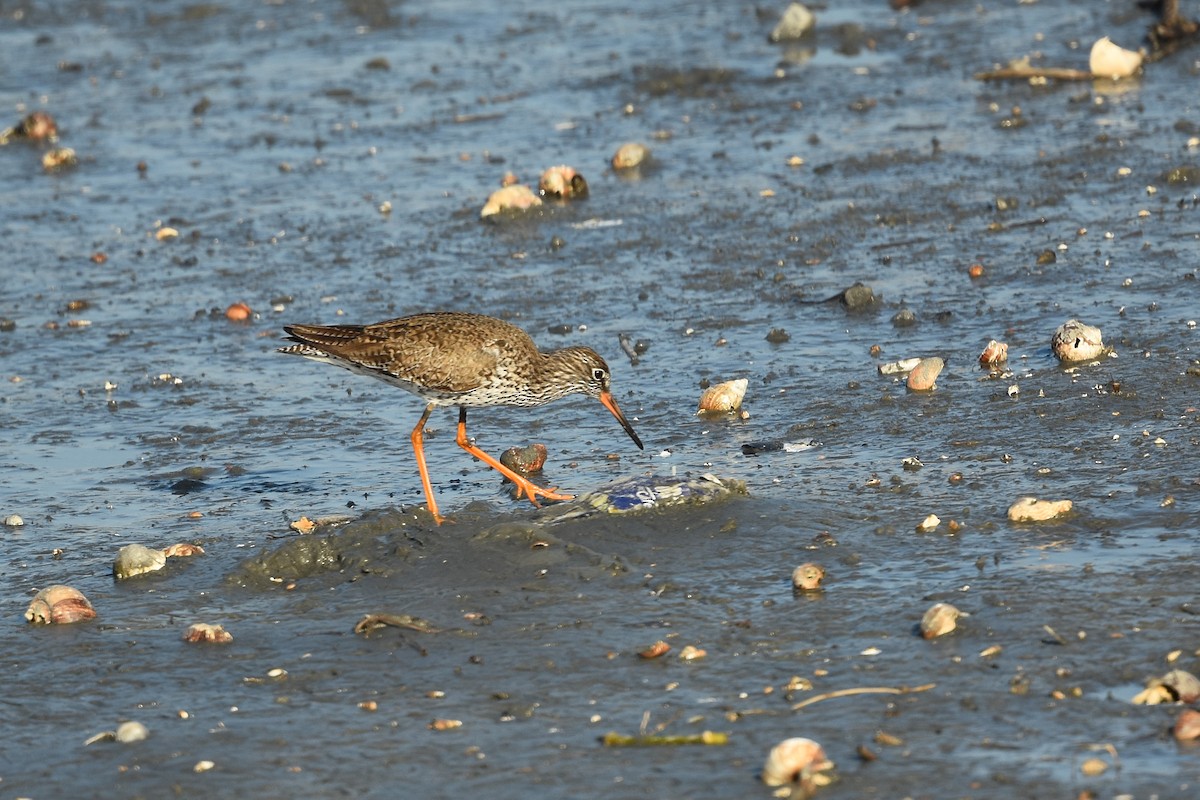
[696,378,748,413]
[1051,319,1104,362]
[1090,37,1143,80]
[762,737,834,787]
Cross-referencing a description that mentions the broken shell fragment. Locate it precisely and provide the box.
[920,602,967,639]
[1051,319,1105,362]
[25,585,97,624]
[761,737,834,788]
[697,379,748,414]
[1007,497,1073,522]
[113,543,167,579]
[1089,37,1143,80]
[906,357,944,391]
[979,339,1008,366]
[162,542,204,558]
[611,142,649,170]
[791,563,825,592]
[916,514,941,532]
[480,184,542,218]
[1132,669,1200,705]
[538,165,588,199]
[183,623,233,644]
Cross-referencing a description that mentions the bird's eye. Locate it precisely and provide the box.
[592,368,606,382]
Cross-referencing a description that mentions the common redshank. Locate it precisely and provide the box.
[278,311,644,524]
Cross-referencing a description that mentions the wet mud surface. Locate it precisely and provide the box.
[2,0,1200,797]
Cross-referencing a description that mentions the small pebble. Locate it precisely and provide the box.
[1051,319,1105,362]
[3,514,24,527]
[183,623,233,644]
[611,142,649,170]
[113,543,167,579]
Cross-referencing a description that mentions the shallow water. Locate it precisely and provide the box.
[2,0,1200,797]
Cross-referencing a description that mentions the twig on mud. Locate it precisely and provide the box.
[791,682,936,711]
[601,730,729,747]
[974,66,1093,82]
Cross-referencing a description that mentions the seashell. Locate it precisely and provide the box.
[638,640,671,659]
[113,543,167,579]
[1007,496,1073,522]
[1051,319,1105,362]
[1174,709,1200,741]
[183,623,233,644]
[1090,37,1143,80]
[25,584,97,624]
[225,302,252,322]
[979,339,1008,366]
[906,357,944,391]
[41,147,77,171]
[761,737,834,787]
[791,562,825,591]
[162,542,205,557]
[611,142,649,170]
[769,3,816,43]
[920,602,967,639]
[878,357,921,375]
[1,110,59,143]
[678,645,706,661]
[480,184,542,218]
[1133,669,1200,705]
[3,514,24,527]
[538,165,588,199]
[696,378,748,414]
[915,514,941,532]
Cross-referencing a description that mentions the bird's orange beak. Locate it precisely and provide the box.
[600,391,644,450]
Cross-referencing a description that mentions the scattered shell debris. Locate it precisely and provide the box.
[1007,497,1073,522]
[920,602,967,639]
[24,585,96,624]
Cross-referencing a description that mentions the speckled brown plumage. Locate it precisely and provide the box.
[278,311,643,524]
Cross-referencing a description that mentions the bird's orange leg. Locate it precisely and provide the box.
[410,404,446,525]
[455,407,574,507]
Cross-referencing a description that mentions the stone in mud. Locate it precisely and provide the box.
[113,543,167,579]
[500,443,548,474]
